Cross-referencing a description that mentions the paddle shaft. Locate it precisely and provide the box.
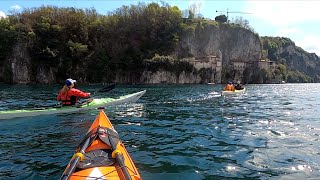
[116,153,132,180]
[61,137,91,180]
[76,84,115,106]
[109,131,132,180]
[62,129,132,180]
[94,84,116,94]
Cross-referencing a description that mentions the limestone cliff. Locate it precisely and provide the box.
[135,22,262,84]
[2,22,318,84]
[261,36,320,82]
[0,23,264,84]
[5,42,31,84]
[176,23,261,66]
[140,70,201,84]
[0,42,58,84]
[36,64,56,84]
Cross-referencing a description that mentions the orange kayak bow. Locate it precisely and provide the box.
[61,109,141,180]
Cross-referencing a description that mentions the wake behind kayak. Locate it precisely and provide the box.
[0,90,146,119]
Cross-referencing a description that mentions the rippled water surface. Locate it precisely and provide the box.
[0,84,320,179]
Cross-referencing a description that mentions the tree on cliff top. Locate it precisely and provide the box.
[188,1,202,18]
[230,16,255,32]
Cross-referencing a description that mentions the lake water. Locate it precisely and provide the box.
[0,84,319,179]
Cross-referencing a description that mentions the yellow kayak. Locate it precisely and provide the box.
[221,87,246,95]
[61,109,141,180]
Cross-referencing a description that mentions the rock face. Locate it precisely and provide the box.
[135,23,263,84]
[279,45,317,73]
[36,64,56,84]
[261,36,320,81]
[0,42,58,84]
[0,24,264,84]
[282,47,320,81]
[176,23,262,66]
[6,42,32,84]
[140,70,201,84]
[9,23,320,84]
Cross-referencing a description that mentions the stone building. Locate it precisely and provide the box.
[257,59,276,70]
[232,60,247,71]
[230,58,276,82]
[189,51,222,83]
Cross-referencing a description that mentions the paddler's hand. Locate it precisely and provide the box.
[87,97,94,103]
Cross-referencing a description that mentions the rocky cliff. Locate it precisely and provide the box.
[111,22,263,84]
[176,22,262,66]
[261,37,320,82]
[3,42,32,84]
[0,42,58,84]
[0,22,264,84]
[1,22,318,84]
[1,5,319,84]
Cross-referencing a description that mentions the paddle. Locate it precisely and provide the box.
[94,83,116,94]
[108,127,132,180]
[78,84,116,106]
[61,108,132,180]
[61,135,91,180]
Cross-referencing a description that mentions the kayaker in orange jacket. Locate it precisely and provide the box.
[224,82,235,91]
[57,78,91,105]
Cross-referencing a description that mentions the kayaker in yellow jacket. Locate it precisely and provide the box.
[224,82,235,91]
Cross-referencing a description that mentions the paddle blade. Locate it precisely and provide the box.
[98,84,115,93]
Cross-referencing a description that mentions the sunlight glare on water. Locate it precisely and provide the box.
[0,84,319,179]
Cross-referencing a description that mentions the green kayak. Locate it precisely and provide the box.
[0,90,146,119]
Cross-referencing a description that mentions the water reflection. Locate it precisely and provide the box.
[115,103,145,118]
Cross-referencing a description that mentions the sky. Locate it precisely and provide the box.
[0,0,319,56]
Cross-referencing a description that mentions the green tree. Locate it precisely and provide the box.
[231,16,254,32]
[0,18,16,62]
[278,63,287,81]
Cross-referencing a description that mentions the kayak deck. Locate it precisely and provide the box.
[0,90,146,119]
[61,109,141,180]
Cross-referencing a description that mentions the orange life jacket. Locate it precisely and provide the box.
[224,84,235,91]
[57,88,90,105]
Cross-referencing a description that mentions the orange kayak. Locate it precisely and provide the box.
[61,108,141,180]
